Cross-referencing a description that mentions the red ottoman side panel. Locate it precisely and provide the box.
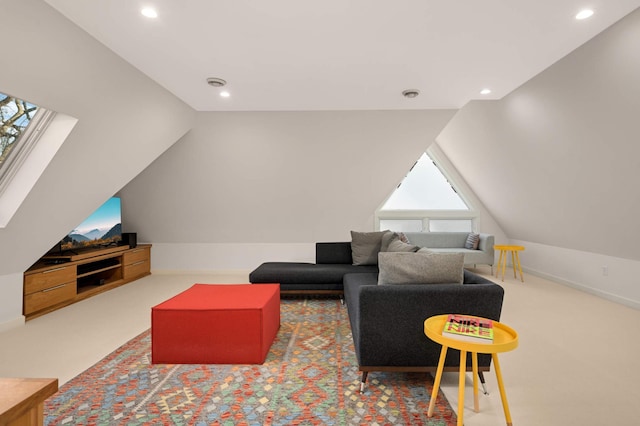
[151,284,280,364]
[259,286,281,362]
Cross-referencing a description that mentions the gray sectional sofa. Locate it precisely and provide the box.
[249,232,495,293]
[249,232,505,391]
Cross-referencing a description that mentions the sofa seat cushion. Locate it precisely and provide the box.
[249,262,378,285]
[427,248,492,265]
[426,248,478,254]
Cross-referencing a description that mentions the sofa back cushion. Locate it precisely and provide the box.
[404,232,470,249]
[351,230,389,265]
[316,242,353,264]
[377,251,464,285]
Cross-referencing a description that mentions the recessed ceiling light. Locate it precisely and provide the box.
[576,9,594,20]
[480,88,491,95]
[141,7,158,18]
[220,91,230,98]
[402,89,420,98]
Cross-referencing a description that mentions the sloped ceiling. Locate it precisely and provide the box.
[0,0,195,276]
[437,8,640,261]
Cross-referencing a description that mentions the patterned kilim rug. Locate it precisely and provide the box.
[45,299,455,425]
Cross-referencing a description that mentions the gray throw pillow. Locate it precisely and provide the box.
[351,230,389,265]
[380,231,398,252]
[465,233,480,250]
[387,239,420,253]
[378,251,464,285]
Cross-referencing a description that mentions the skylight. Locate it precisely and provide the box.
[0,94,43,186]
[0,91,76,228]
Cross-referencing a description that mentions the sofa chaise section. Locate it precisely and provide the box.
[343,270,504,391]
[249,242,377,293]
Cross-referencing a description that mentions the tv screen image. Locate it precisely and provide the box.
[62,197,122,251]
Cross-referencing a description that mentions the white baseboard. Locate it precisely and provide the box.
[0,315,25,332]
[523,266,640,310]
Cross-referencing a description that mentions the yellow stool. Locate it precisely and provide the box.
[424,315,519,426]
[494,245,525,282]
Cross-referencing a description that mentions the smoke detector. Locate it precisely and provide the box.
[402,89,420,98]
[206,77,227,87]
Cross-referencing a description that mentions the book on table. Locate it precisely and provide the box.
[442,314,494,344]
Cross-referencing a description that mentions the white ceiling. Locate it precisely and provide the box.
[44,0,640,111]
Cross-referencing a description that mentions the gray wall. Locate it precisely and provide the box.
[0,0,195,327]
[119,110,481,269]
[437,8,640,307]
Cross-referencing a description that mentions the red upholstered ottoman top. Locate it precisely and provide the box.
[154,284,279,310]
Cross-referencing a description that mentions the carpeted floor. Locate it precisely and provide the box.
[45,298,455,425]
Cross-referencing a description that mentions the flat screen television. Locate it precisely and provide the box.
[60,197,122,252]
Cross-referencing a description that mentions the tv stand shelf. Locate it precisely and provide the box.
[77,263,120,279]
[24,244,151,320]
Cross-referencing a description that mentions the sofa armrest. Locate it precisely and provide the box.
[316,242,352,264]
[349,279,504,368]
[477,234,495,263]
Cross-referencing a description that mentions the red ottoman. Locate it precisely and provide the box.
[151,284,280,364]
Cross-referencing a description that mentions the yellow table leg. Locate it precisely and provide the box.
[427,345,448,417]
[501,250,507,282]
[495,250,503,279]
[472,352,479,412]
[511,250,517,279]
[457,350,467,426]
[492,353,513,426]
[515,251,524,282]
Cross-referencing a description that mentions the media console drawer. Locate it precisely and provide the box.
[123,246,151,280]
[123,247,149,265]
[124,260,150,280]
[24,281,76,315]
[24,265,75,295]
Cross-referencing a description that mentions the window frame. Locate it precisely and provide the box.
[377,210,479,233]
[376,147,480,233]
[0,100,56,197]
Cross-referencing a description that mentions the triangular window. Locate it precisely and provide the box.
[377,151,475,233]
[381,152,469,211]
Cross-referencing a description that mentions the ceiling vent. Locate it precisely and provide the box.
[402,89,420,98]
[206,77,227,87]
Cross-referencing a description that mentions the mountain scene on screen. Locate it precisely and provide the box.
[84,229,104,240]
[62,223,122,250]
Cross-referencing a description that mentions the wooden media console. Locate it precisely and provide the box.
[23,244,151,320]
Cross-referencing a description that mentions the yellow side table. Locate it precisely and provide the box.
[494,245,525,282]
[424,315,518,426]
